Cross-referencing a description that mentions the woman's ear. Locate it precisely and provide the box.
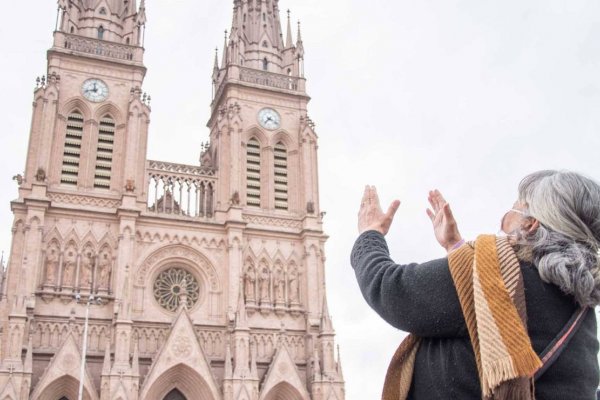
[523,218,540,236]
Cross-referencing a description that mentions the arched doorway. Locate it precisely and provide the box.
[141,364,218,400]
[262,382,306,400]
[164,389,186,400]
[32,375,95,400]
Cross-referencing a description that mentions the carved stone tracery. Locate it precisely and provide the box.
[48,192,121,208]
[153,268,200,312]
[242,215,302,229]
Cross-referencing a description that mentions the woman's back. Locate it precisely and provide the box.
[350,231,600,400]
[353,173,600,399]
[407,261,599,399]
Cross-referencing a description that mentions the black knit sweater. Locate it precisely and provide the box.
[351,230,600,399]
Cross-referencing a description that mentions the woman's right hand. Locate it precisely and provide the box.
[426,190,463,252]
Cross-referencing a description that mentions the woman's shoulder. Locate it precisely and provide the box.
[519,261,578,315]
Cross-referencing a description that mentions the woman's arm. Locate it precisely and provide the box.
[351,230,467,337]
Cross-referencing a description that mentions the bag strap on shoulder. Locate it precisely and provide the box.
[534,307,589,380]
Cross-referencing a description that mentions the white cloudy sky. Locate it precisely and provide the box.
[2,1,600,399]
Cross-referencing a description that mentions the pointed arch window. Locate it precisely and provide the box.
[94,115,115,189]
[246,138,261,207]
[60,111,84,186]
[98,26,105,40]
[262,58,268,71]
[274,142,288,210]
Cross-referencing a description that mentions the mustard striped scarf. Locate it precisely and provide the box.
[382,235,542,400]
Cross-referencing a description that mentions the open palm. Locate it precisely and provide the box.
[426,190,463,252]
[358,186,401,236]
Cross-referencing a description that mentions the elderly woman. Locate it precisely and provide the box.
[351,171,600,400]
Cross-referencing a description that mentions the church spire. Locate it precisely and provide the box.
[297,20,304,48]
[212,0,308,104]
[285,10,294,48]
[213,47,220,75]
[336,345,344,381]
[221,30,229,68]
[320,295,334,334]
[220,0,300,71]
[214,47,220,69]
[56,0,145,47]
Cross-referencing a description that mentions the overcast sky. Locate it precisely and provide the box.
[2,1,600,399]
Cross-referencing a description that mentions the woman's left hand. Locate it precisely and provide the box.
[426,189,463,252]
[358,185,401,235]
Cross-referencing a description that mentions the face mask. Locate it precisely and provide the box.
[498,208,527,237]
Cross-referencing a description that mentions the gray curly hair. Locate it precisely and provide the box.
[517,170,600,307]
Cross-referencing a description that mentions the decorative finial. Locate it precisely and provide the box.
[297,20,303,43]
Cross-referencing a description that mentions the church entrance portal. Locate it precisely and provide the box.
[164,389,186,400]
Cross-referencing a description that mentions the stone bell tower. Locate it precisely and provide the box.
[1,0,150,398]
[203,0,345,399]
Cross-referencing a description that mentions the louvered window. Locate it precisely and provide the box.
[246,138,261,207]
[60,111,84,186]
[274,142,288,210]
[94,115,115,189]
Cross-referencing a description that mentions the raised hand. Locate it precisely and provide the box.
[358,185,401,235]
[426,190,463,252]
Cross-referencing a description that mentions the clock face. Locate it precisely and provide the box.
[81,79,109,103]
[258,108,281,130]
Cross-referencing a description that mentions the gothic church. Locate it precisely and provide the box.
[1,0,345,399]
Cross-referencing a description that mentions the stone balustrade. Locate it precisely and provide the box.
[213,67,303,105]
[146,160,217,219]
[53,31,144,63]
[239,67,300,91]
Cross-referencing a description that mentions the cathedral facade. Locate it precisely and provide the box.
[0,0,345,399]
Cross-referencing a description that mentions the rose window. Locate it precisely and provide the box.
[153,268,200,312]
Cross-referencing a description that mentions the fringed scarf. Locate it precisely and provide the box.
[382,235,542,400]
